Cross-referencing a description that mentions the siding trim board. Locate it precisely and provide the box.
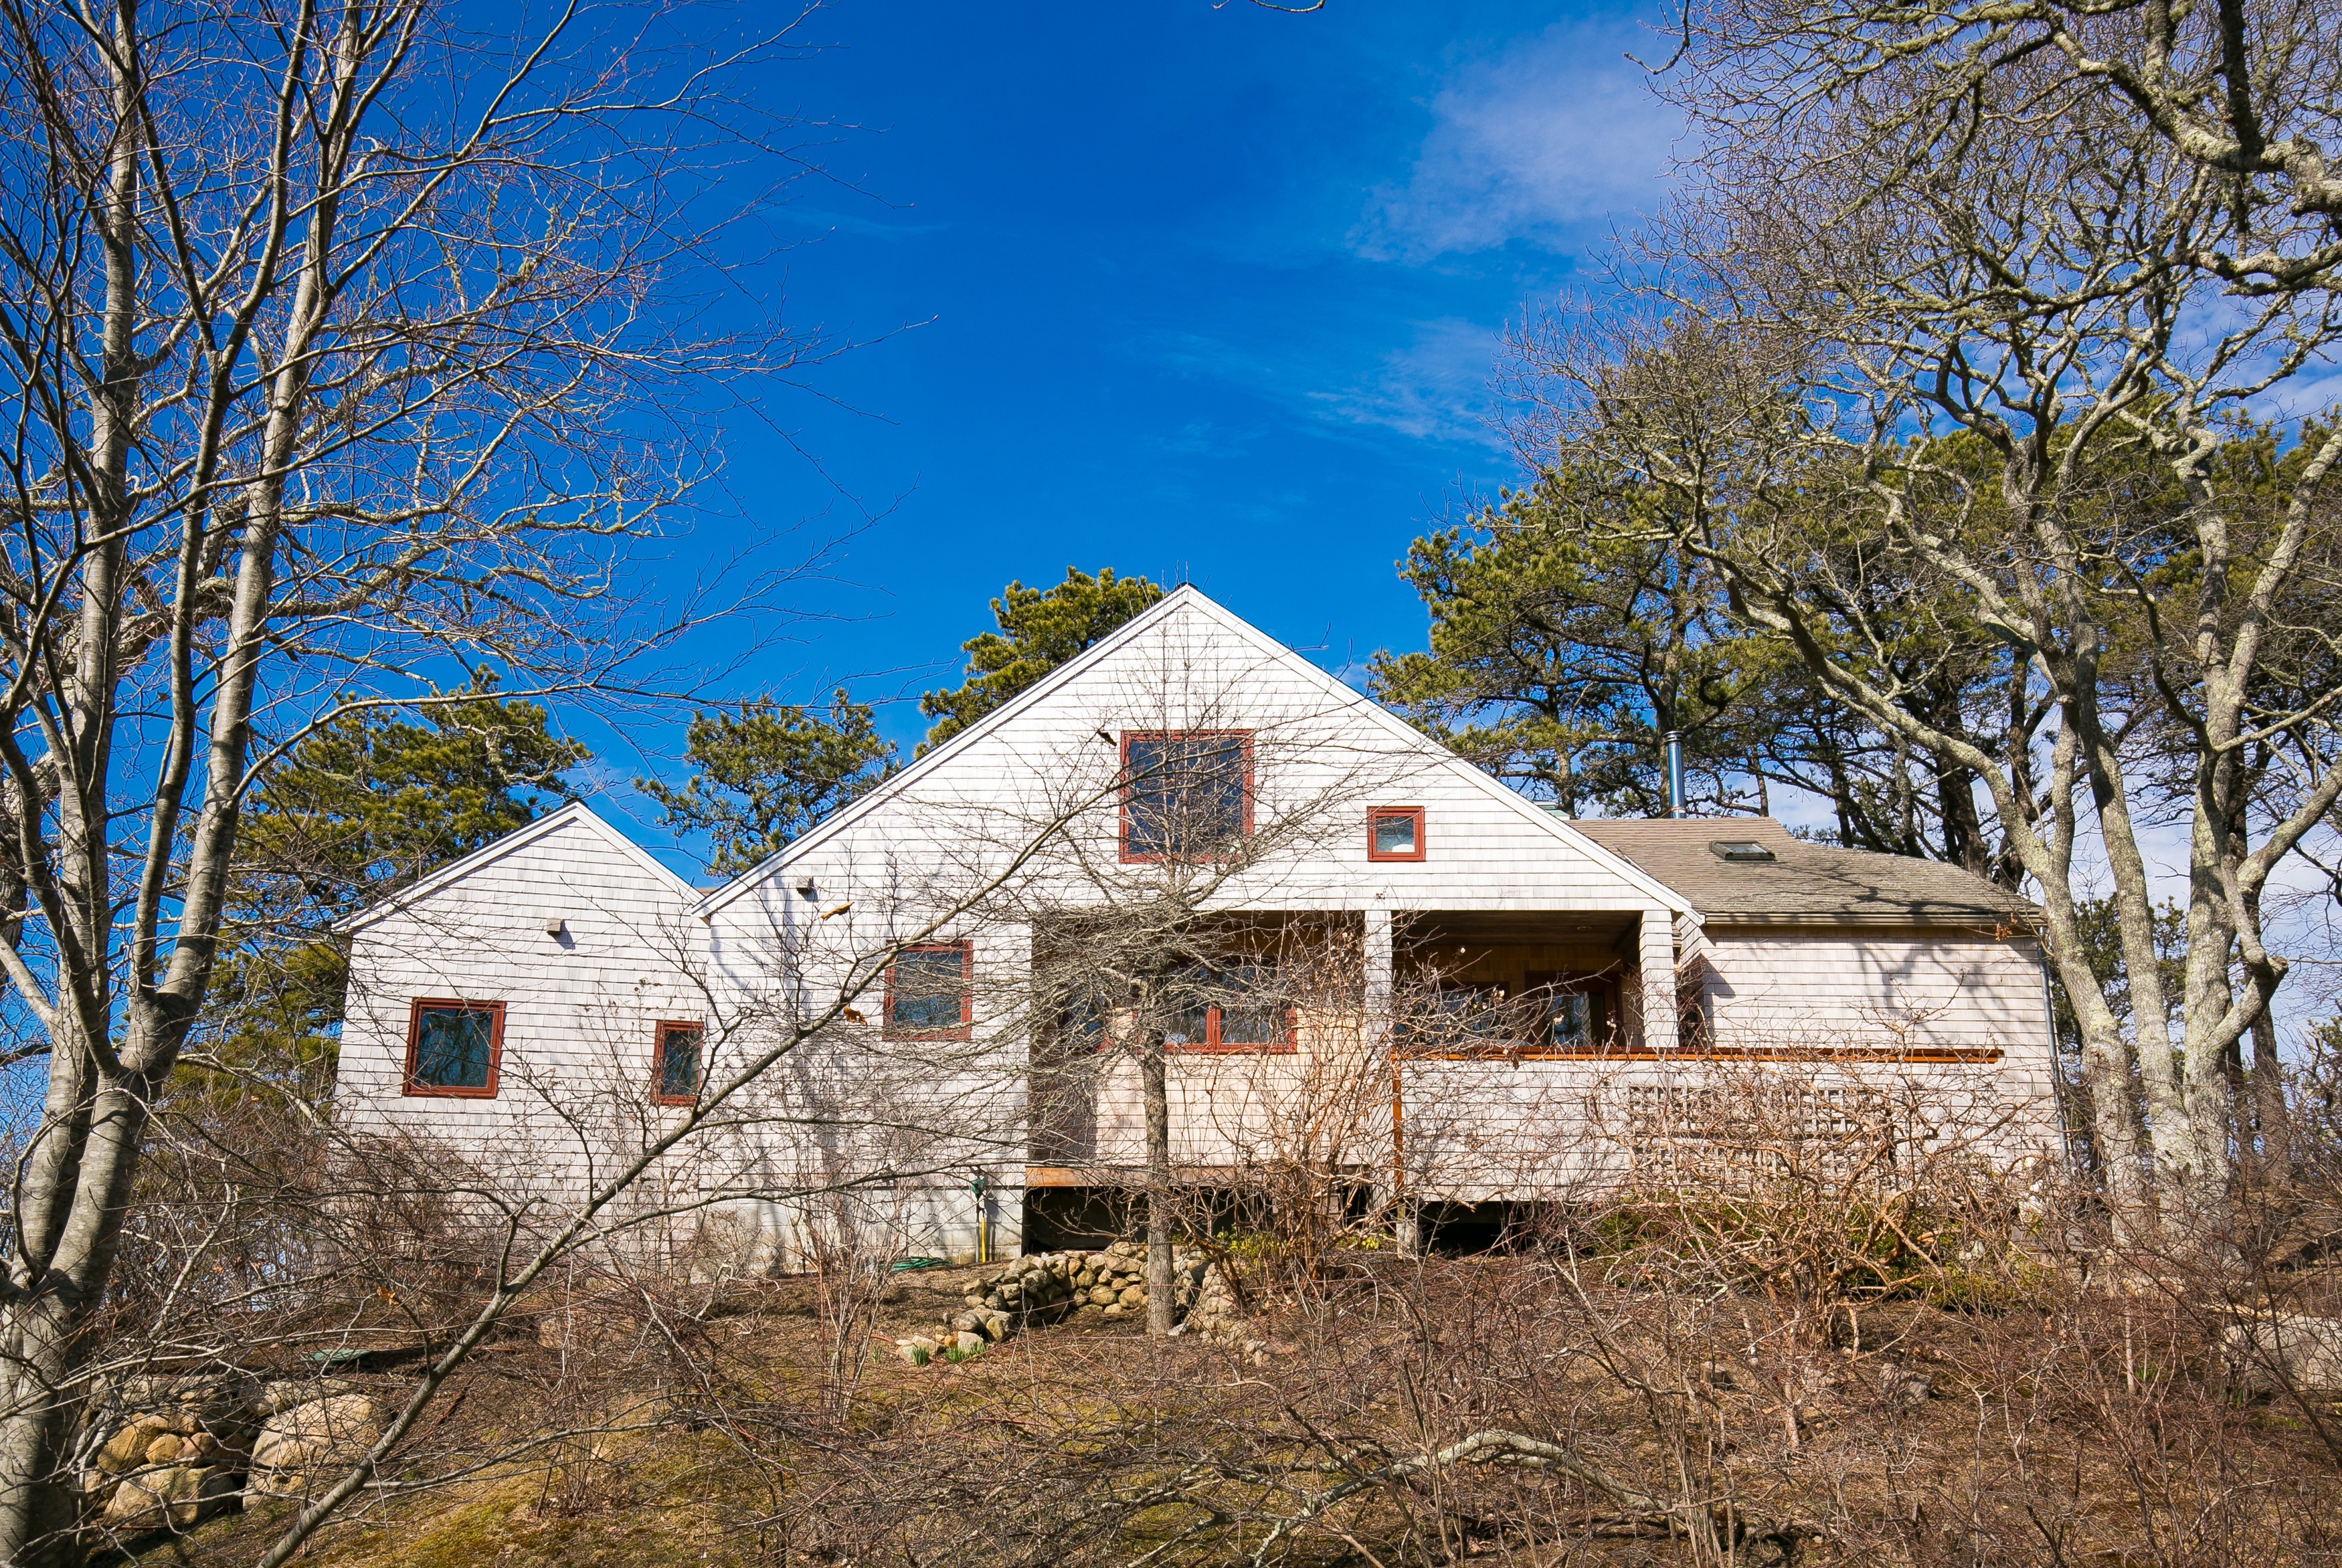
[1397,1044,2006,1064]
[1700,914,2042,931]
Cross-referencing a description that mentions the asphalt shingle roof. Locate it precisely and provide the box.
[1570,816,2039,928]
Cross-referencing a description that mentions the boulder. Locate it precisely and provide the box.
[100,1464,239,1533]
[94,1415,175,1477]
[247,1395,385,1500]
[2224,1313,2342,1393]
[1880,1366,1934,1408]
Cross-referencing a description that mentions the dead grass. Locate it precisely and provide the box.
[130,1248,2342,1568]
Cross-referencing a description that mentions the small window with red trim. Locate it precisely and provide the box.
[1121,730,1253,862]
[1366,806,1425,862]
[885,943,974,1040]
[652,1020,705,1104]
[404,999,503,1096]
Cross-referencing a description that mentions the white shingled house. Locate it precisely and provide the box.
[337,586,2060,1264]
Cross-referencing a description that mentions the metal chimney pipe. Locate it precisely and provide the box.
[1664,730,1686,818]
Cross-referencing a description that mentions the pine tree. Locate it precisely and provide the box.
[1370,468,1764,818]
[208,679,590,1080]
[919,567,1164,753]
[638,691,897,876]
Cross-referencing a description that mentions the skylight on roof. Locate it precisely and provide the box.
[1709,840,1777,862]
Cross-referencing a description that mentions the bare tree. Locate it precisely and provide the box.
[1508,8,2342,1224]
[1677,0,2342,296]
[964,625,1442,1333]
[0,2,831,1557]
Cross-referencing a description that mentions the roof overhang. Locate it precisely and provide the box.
[1700,911,2044,932]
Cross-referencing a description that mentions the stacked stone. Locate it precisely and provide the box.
[1172,1262,1269,1361]
[78,1371,386,1535]
[893,1243,1213,1365]
[83,1393,244,1536]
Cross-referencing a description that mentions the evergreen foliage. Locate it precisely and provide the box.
[919,567,1164,753]
[639,692,897,876]
[207,680,589,1081]
[1369,466,1760,819]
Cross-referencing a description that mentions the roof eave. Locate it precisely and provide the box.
[1700,910,2043,931]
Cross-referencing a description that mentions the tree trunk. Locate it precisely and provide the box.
[2250,1008,2289,1183]
[1142,1030,1175,1337]
[0,1294,85,1567]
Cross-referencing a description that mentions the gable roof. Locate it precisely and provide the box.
[694,585,1694,919]
[332,799,698,937]
[1572,817,2039,929]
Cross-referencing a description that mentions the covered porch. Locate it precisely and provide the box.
[1022,902,1682,1193]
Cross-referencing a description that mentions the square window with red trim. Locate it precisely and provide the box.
[1366,805,1425,862]
[404,999,503,1097]
[1120,730,1253,862]
[652,1020,705,1104]
[885,943,974,1040]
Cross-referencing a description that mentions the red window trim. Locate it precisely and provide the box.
[402,998,505,1098]
[1395,974,1622,1061]
[1166,1001,1298,1055]
[1366,805,1427,862]
[650,1019,705,1106]
[883,941,975,1041]
[1117,729,1255,864]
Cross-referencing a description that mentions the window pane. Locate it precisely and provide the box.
[658,1024,703,1099]
[1544,989,1606,1050]
[1428,985,1511,1047]
[890,947,967,1031]
[1372,811,1417,856]
[1214,963,1285,1046]
[1155,963,1213,1046]
[1125,734,1247,857]
[1057,994,1108,1048]
[414,1006,493,1088]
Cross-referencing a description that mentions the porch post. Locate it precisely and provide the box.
[1365,907,1415,1254]
[1638,907,1678,1052]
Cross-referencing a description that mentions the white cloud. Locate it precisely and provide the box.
[1308,316,1506,449]
[1358,19,1684,262]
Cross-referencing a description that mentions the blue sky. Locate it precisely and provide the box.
[598,0,1685,837]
